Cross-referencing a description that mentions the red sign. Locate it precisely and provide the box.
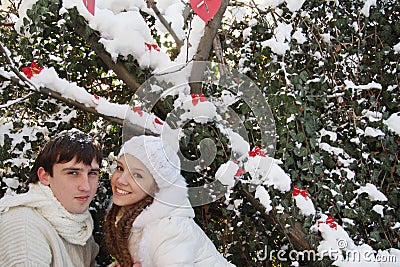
[83,0,95,15]
[190,0,221,23]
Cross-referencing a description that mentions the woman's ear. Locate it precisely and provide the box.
[37,167,50,186]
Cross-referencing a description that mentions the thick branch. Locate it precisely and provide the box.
[0,39,147,134]
[0,71,148,135]
[0,22,15,27]
[67,13,141,93]
[67,10,172,118]
[241,187,313,252]
[1,73,117,124]
[213,34,227,75]
[190,0,229,94]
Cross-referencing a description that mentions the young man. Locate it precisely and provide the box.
[0,129,102,266]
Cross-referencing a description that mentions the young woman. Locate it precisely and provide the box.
[104,135,235,267]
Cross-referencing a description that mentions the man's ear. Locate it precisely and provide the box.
[37,167,50,186]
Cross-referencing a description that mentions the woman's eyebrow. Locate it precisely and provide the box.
[130,167,145,173]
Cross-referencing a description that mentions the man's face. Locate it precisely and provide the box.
[38,157,100,214]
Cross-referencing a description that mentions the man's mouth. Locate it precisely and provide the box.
[75,196,90,202]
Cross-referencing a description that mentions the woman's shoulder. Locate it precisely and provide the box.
[144,216,194,238]
[150,215,193,228]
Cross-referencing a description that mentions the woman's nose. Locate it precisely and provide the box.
[116,171,129,185]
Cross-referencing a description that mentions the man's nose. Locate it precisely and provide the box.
[78,175,91,191]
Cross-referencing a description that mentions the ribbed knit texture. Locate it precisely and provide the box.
[0,183,93,246]
[0,206,98,266]
[0,183,98,266]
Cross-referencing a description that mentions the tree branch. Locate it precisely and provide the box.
[240,187,314,252]
[2,72,152,135]
[149,2,184,52]
[0,41,148,134]
[190,0,229,94]
[67,11,141,93]
[0,22,15,27]
[67,9,173,118]
[213,34,227,75]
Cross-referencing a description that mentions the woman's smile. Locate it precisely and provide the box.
[115,187,131,196]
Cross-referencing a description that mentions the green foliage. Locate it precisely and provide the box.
[1,0,399,266]
[221,0,400,265]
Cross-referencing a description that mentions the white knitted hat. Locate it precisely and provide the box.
[118,135,182,189]
[118,135,191,216]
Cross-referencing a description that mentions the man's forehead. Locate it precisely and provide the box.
[55,157,100,169]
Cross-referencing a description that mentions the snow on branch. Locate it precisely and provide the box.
[0,42,156,135]
[147,1,184,51]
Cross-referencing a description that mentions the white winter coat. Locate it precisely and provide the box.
[119,135,236,267]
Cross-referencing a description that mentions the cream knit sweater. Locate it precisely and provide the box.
[0,184,99,266]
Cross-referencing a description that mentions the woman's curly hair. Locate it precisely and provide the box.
[104,196,154,267]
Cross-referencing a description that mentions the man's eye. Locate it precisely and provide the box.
[89,171,99,176]
[68,171,78,175]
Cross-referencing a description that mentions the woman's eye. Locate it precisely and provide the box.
[116,166,123,171]
[133,173,143,179]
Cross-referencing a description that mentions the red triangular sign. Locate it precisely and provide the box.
[83,0,95,15]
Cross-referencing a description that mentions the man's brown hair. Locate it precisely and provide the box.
[28,130,102,183]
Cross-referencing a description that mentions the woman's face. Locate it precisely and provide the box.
[111,154,157,207]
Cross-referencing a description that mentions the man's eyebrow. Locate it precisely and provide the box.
[61,167,100,172]
[61,167,82,172]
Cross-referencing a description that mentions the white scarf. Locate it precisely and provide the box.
[0,183,93,246]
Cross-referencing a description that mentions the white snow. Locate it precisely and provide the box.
[384,112,400,136]
[354,183,388,202]
[362,110,383,122]
[285,0,306,13]
[364,127,385,138]
[394,42,400,53]
[1,0,397,265]
[372,204,384,217]
[360,0,377,17]
[292,28,307,44]
[255,185,272,213]
[293,194,315,216]
[344,80,382,91]
[261,37,290,55]
[245,155,291,192]
[215,161,239,188]
[319,129,337,142]
[2,177,19,189]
